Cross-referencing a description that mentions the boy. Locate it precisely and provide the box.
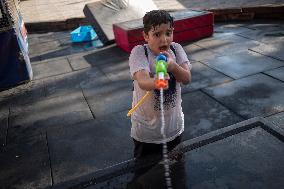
[129,10,192,159]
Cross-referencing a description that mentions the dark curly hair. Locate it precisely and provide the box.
[143,10,174,34]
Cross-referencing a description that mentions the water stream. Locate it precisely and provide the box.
[160,89,173,189]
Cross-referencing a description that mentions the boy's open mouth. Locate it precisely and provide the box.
[159,45,168,51]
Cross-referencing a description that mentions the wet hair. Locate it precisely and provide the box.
[143,10,174,34]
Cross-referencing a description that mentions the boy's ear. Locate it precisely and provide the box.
[143,31,149,42]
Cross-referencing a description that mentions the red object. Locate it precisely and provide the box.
[113,9,214,53]
[155,79,168,89]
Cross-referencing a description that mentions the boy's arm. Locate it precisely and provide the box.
[133,70,156,91]
[163,51,191,85]
[169,62,191,84]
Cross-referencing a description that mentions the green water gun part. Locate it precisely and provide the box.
[155,54,168,89]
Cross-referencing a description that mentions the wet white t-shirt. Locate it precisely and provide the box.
[129,42,191,144]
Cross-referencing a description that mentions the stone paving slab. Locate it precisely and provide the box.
[174,122,284,189]
[78,45,132,117]
[203,74,284,119]
[28,40,62,58]
[28,31,71,46]
[8,92,94,144]
[194,34,261,56]
[63,45,129,79]
[183,43,222,62]
[42,71,85,99]
[20,0,101,23]
[27,31,104,63]
[42,44,87,60]
[81,77,132,118]
[0,133,51,189]
[67,43,115,72]
[47,111,133,184]
[65,43,105,71]
[181,62,233,94]
[265,112,284,129]
[250,41,284,61]
[181,90,243,141]
[42,67,104,99]
[28,31,101,55]
[83,45,129,67]
[202,50,284,79]
[0,108,8,147]
[264,66,284,82]
[32,58,73,80]
[28,38,87,62]
[179,124,284,189]
[82,40,104,51]
[98,59,132,82]
[242,21,284,31]
[213,23,256,37]
[0,79,46,108]
[67,53,92,71]
[237,25,284,44]
[39,44,86,62]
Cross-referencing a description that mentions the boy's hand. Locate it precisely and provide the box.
[161,51,177,73]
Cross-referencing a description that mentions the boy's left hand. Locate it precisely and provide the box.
[161,51,176,73]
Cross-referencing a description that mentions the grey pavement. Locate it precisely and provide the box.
[85,119,283,189]
[1,2,284,188]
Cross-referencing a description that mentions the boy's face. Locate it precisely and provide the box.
[143,23,173,55]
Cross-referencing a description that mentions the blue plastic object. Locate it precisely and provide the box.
[156,54,168,62]
[70,25,97,42]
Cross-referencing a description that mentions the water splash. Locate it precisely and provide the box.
[160,89,173,189]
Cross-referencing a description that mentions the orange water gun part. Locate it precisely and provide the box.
[155,79,168,89]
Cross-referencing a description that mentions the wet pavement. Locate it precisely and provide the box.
[49,118,284,189]
[0,15,284,189]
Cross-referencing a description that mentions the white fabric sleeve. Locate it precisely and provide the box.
[173,42,192,70]
[129,45,150,78]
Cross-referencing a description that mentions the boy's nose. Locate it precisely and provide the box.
[160,35,167,42]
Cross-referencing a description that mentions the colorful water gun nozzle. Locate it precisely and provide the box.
[155,54,168,89]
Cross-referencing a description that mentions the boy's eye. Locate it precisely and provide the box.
[154,33,160,37]
[166,31,173,36]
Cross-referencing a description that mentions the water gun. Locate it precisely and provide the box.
[155,54,169,89]
[127,54,169,117]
